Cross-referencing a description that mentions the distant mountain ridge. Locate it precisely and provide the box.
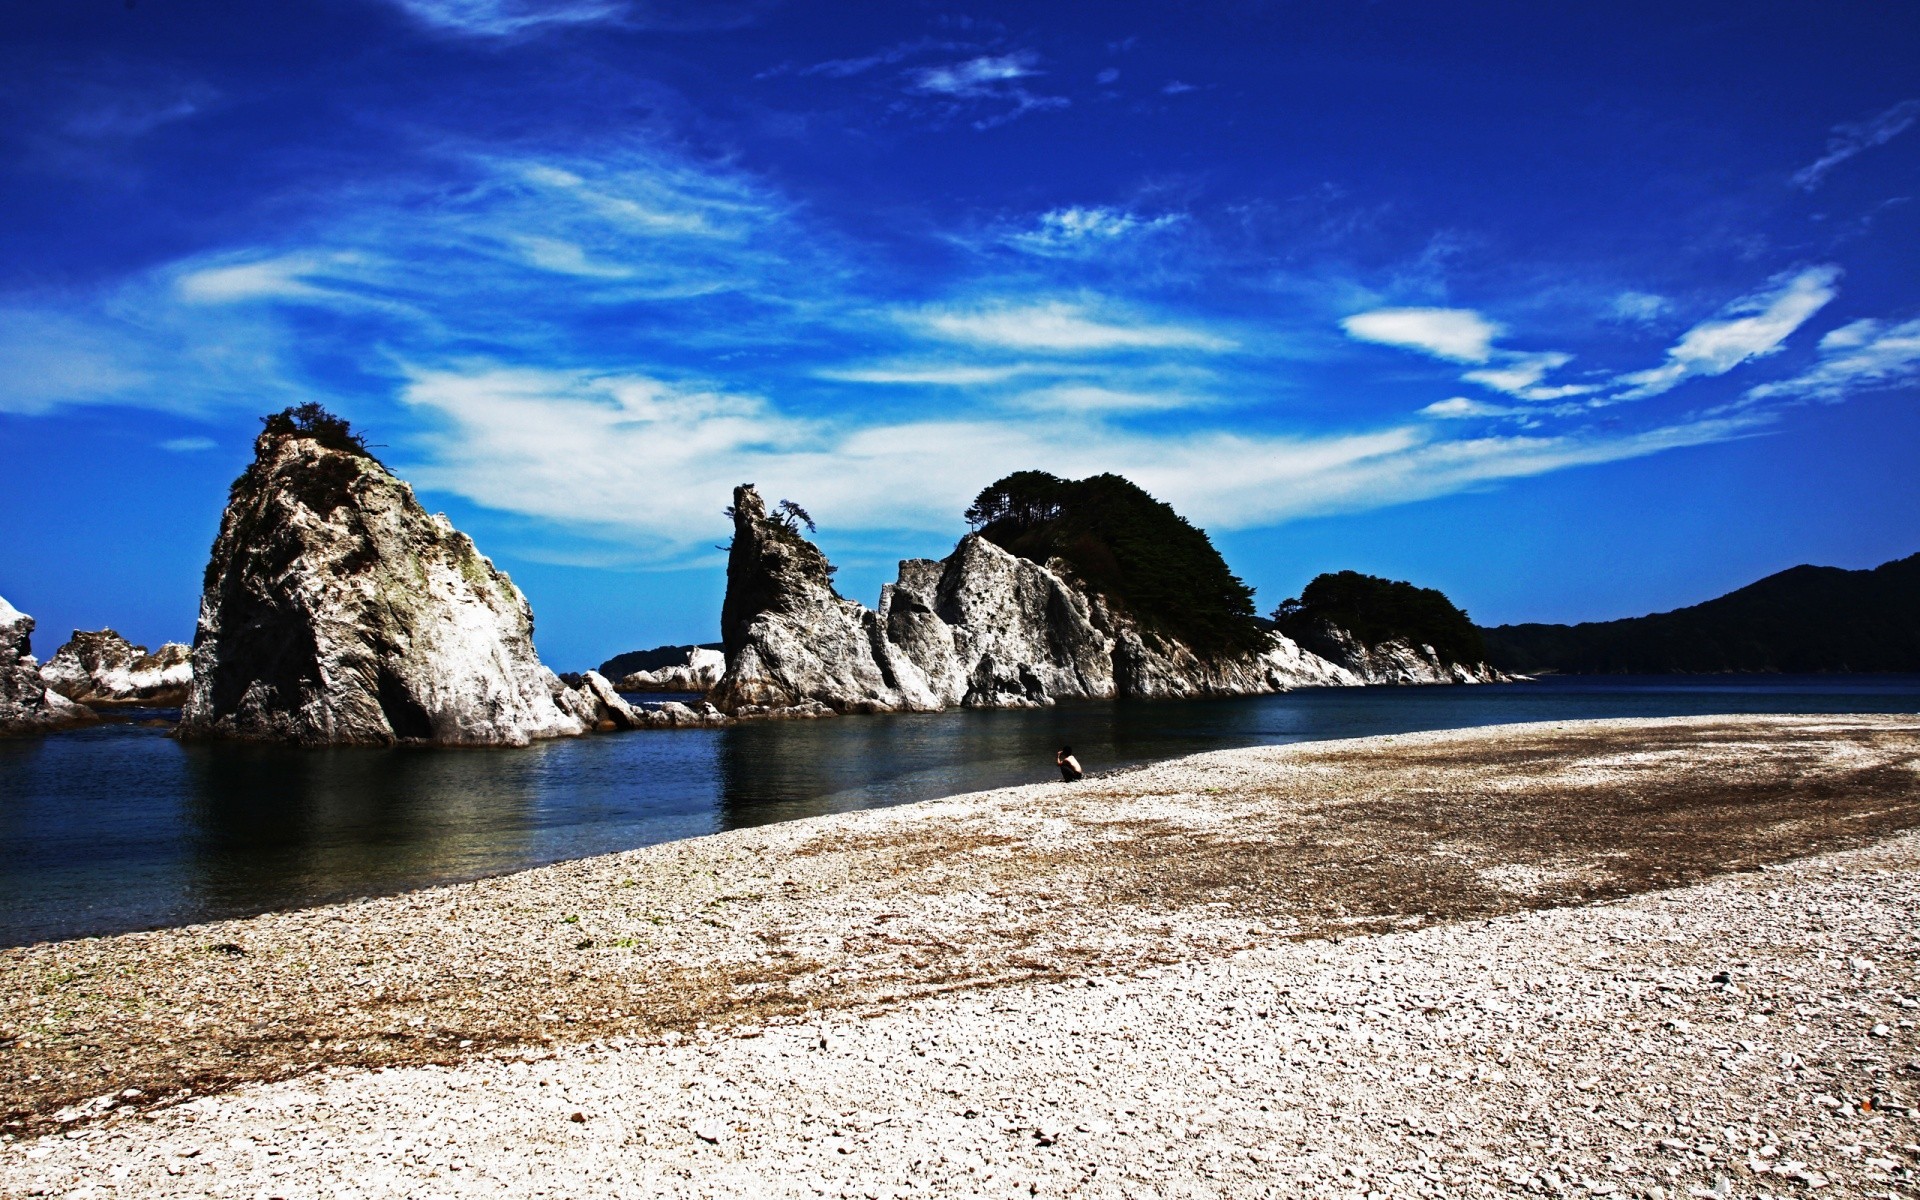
[1481,552,1920,674]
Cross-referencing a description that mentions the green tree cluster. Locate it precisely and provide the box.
[259,403,376,460]
[964,471,1265,655]
[1273,571,1487,666]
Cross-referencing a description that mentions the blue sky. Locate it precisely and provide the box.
[1,1,1916,669]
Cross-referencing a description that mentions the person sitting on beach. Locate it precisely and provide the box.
[1056,745,1084,782]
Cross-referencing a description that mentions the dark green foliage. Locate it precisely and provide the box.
[965,471,1264,655]
[775,499,816,535]
[259,403,375,459]
[1273,571,1487,666]
[1480,553,1920,674]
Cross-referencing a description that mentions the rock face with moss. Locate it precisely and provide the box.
[710,478,1361,715]
[178,407,592,746]
[0,596,98,735]
[41,630,193,707]
[1273,571,1508,684]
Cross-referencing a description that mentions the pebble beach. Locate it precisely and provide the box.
[5,714,1919,1198]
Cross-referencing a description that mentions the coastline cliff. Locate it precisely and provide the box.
[177,405,596,747]
[709,479,1360,716]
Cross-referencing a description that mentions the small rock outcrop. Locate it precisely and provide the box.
[1294,624,1507,685]
[710,484,1364,716]
[41,630,193,706]
[178,406,593,747]
[0,596,98,735]
[602,644,726,692]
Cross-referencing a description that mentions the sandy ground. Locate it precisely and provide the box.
[3,714,1919,1197]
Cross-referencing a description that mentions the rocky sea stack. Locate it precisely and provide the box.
[709,477,1359,716]
[178,405,592,746]
[0,596,98,735]
[41,630,192,707]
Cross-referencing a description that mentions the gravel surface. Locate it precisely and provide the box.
[3,715,1918,1197]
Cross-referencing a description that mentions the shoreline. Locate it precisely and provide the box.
[15,830,1916,1197]
[4,713,1918,1146]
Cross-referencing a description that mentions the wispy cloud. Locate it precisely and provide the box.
[159,436,217,453]
[1004,206,1185,258]
[1460,352,1586,400]
[911,300,1233,353]
[175,254,338,304]
[385,0,627,36]
[911,52,1041,97]
[906,51,1068,128]
[788,38,967,80]
[1747,315,1920,402]
[383,0,767,37]
[397,362,1771,559]
[1420,397,1527,420]
[816,362,1050,386]
[1606,291,1674,325]
[1341,307,1504,363]
[1792,99,1920,190]
[1610,265,1839,400]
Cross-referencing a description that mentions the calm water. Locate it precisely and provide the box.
[3,676,1917,947]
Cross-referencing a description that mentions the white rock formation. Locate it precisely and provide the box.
[610,647,726,693]
[710,485,1363,716]
[0,596,98,735]
[1298,625,1509,685]
[178,416,594,747]
[41,630,193,706]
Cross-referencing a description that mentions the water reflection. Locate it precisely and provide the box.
[177,742,548,914]
[3,676,1917,946]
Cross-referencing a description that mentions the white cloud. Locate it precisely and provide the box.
[911,53,1042,97]
[1610,265,1840,400]
[385,0,626,36]
[1420,397,1523,420]
[1792,99,1920,190]
[1461,351,1581,399]
[1606,291,1674,325]
[175,255,330,304]
[511,235,635,279]
[912,300,1233,353]
[160,436,217,452]
[1747,316,1920,402]
[0,310,151,414]
[1006,206,1185,257]
[905,51,1069,128]
[396,363,1775,561]
[1340,307,1505,364]
[818,362,1046,386]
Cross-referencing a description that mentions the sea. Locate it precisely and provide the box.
[3,674,1917,947]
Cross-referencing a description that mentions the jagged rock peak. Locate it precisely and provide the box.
[709,480,1369,717]
[41,629,192,707]
[0,595,98,735]
[178,406,591,746]
[710,484,935,715]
